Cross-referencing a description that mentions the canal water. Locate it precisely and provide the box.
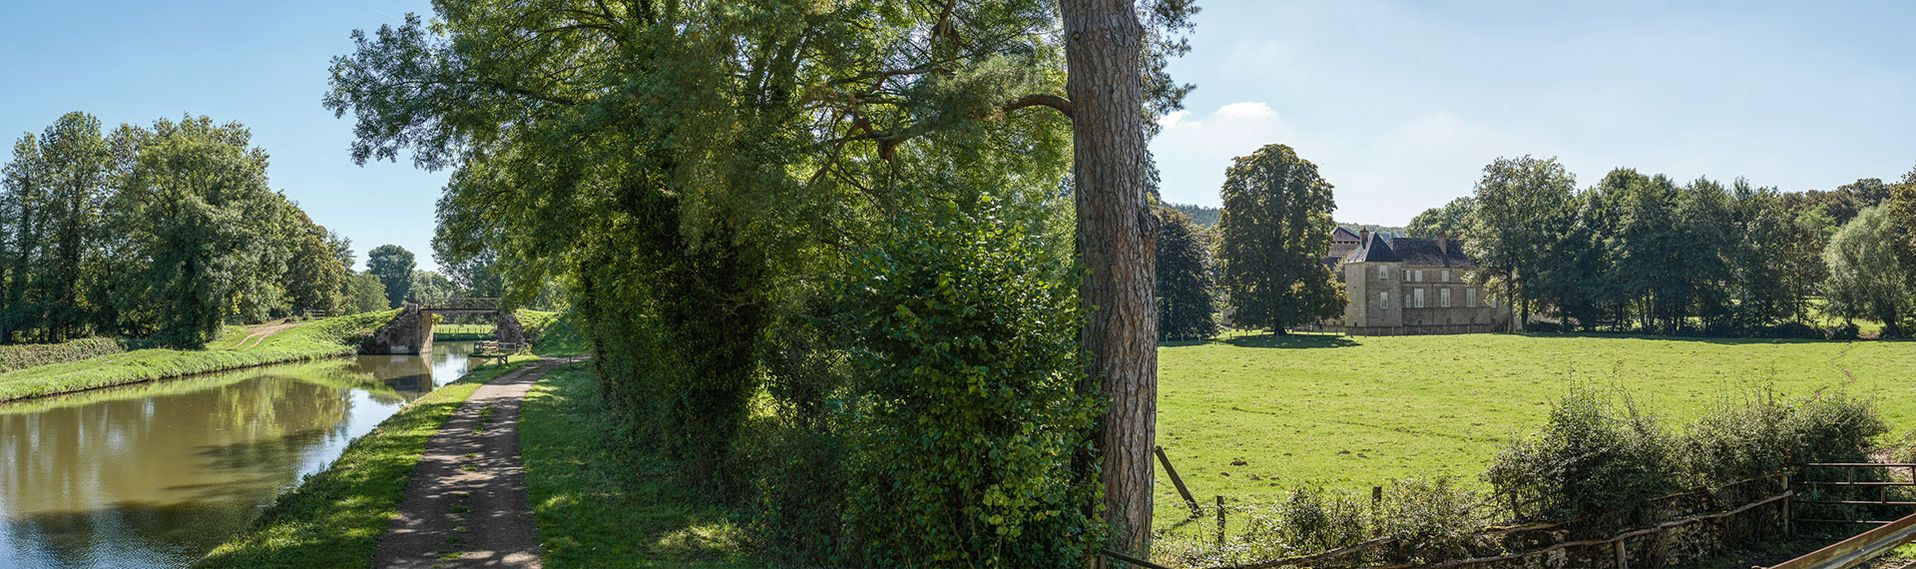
[0,341,479,569]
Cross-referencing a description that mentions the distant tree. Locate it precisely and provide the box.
[115,116,290,347]
[284,214,347,314]
[1836,178,1893,209]
[1676,178,1735,330]
[1407,196,1476,238]
[1155,207,1219,340]
[0,134,46,343]
[1466,156,1576,326]
[1727,181,1804,328]
[326,230,355,270]
[407,270,455,305]
[343,272,389,314]
[366,244,415,308]
[1218,144,1344,334]
[1169,203,1220,226]
[1824,207,1911,337]
[33,112,112,342]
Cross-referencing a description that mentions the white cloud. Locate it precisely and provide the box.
[1149,101,1294,206]
[1215,101,1278,121]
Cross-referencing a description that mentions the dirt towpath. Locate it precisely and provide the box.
[374,358,575,569]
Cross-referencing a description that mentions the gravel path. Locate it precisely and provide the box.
[374,359,573,569]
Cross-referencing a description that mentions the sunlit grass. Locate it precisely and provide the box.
[521,363,758,568]
[0,310,398,402]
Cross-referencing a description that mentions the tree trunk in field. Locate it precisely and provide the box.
[1061,0,1158,559]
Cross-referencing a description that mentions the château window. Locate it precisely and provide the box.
[1441,269,1451,282]
[1379,266,1390,280]
[1379,291,1390,309]
[1440,288,1452,308]
[1467,288,1478,307]
[1412,288,1425,308]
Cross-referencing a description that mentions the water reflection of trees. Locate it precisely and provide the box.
[0,364,379,567]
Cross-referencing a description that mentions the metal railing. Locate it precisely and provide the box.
[1768,510,1916,569]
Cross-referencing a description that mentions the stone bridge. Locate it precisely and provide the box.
[359,298,523,356]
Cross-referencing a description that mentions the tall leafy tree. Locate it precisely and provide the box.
[1465,156,1575,326]
[33,112,112,341]
[116,116,289,347]
[283,211,347,314]
[1824,207,1911,337]
[365,244,414,308]
[1676,178,1735,331]
[1217,144,1343,334]
[1155,206,1219,340]
[0,134,46,343]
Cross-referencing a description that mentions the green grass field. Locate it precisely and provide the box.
[0,310,398,402]
[1153,332,1916,528]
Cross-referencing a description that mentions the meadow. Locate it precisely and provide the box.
[1153,332,1916,528]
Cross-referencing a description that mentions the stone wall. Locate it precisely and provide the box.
[360,305,434,355]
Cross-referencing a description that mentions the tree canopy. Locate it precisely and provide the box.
[1,113,348,347]
[1216,144,1343,334]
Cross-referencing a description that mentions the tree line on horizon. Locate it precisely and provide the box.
[0,112,514,348]
[0,112,363,347]
[1149,150,1916,341]
[1419,156,1916,337]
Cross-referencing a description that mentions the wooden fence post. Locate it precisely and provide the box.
[1216,495,1227,548]
[1614,538,1627,569]
[1155,446,1203,518]
[1782,474,1793,538]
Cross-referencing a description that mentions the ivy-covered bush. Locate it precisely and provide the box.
[838,199,1100,567]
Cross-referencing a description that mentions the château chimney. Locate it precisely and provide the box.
[1437,233,1450,256]
[1359,229,1371,245]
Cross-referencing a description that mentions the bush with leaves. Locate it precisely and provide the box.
[1681,389,1885,488]
[1485,386,1678,530]
[838,199,1099,567]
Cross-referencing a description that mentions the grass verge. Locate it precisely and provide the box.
[521,362,758,568]
[0,310,398,402]
[194,359,536,568]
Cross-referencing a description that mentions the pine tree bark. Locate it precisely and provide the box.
[1061,0,1158,559]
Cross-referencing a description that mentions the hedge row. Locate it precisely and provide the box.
[0,337,124,374]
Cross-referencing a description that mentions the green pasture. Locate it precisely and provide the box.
[1153,332,1916,528]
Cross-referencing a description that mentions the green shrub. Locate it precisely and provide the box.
[1485,386,1678,530]
[0,337,124,373]
[838,200,1099,567]
[1374,478,1485,564]
[1681,388,1884,487]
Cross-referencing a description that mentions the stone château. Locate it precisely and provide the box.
[1324,228,1515,335]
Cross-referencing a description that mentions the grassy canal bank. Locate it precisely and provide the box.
[196,360,534,568]
[0,309,398,403]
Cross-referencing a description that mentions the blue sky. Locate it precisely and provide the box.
[4,1,1916,263]
[1152,0,1916,224]
[0,1,441,270]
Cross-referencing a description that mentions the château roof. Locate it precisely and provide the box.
[1340,233,1476,268]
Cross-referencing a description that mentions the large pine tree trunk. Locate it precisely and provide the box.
[1061,0,1159,559]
